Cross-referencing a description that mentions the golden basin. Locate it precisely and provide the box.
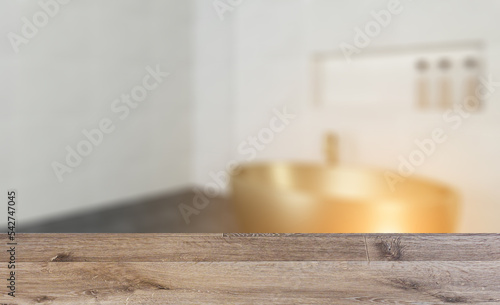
[230,162,460,233]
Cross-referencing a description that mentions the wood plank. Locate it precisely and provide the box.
[2,234,498,304]
[366,234,500,261]
[1,261,499,304]
[13,233,368,262]
[13,234,500,263]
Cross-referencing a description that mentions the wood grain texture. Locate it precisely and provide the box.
[13,233,369,262]
[366,234,500,261]
[0,234,499,304]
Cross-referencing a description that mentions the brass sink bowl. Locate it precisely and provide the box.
[230,162,460,233]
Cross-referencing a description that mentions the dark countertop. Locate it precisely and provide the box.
[19,189,239,233]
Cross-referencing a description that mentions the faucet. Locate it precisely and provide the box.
[324,132,338,166]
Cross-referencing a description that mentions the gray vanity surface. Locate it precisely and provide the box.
[20,189,238,233]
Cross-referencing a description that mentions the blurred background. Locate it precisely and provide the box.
[1,0,499,233]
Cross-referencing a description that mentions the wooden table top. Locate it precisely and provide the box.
[1,233,499,304]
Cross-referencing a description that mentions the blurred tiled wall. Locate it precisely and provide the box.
[3,0,500,232]
[1,0,194,224]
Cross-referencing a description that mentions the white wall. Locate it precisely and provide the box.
[1,0,194,225]
[192,0,235,186]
